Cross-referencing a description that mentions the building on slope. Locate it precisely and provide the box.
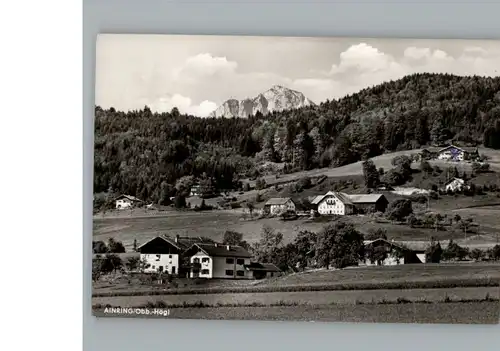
[136,235,214,275]
[361,239,426,266]
[264,197,296,215]
[311,191,355,215]
[348,194,389,214]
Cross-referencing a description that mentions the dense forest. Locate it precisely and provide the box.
[94,73,500,203]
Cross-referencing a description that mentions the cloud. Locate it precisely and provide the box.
[138,44,500,115]
[142,94,217,117]
[172,53,238,82]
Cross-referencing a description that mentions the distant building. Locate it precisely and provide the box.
[436,145,479,162]
[443,177,467,192]
[190,185,201,197]
[244,262,283,279]
[311,191,355,216]
[137,235,214,275]
[361,239,426,266]
[348,194,389,213]
[115,195,143,210]
[311,192,388,215]
[264,197,296,215]
[186,243,253,279]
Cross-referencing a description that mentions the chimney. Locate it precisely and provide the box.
[175,235,179,243]
[226,245,230,251]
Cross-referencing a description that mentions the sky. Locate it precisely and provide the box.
[95,34,500,117]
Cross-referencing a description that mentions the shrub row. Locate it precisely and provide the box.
[92,277,499,298]
[93,293,499,310]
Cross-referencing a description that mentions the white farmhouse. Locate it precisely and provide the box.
[436,145,479,162]
[264,197,296,215]
[443,177,466,192]
[114,194,143,210]
[137,235,213,275]
[186,243,253,279]
[311,191,355,215]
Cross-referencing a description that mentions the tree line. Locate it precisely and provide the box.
[94,73,500,204]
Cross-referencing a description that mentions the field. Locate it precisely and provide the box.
[93,205,500,251]
[93,301,499,324]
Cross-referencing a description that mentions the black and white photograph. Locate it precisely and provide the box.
[92,34,500,324]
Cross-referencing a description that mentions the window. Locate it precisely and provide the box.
[236,259,244,265]
[236,270,245,277]
[225,270,234,276]
[226,258,234,264]
[155,254,160,261]
[168,255,172,259]
[202,257,209,263]
[193,258,200,264]
[201,269,209,275]
[152,265,155,269]
[158,266,163,272]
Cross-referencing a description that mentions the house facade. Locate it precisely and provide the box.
[361,239,425,266]
[244,263,283,279]
[312,191,354,215]
[187,243,253,279]
[137,235,214,275]
[436,145,479,162]
[115,195,143,209]
[264,198,296,215]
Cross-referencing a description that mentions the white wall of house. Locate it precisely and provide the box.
[361,256,404,266]
[437,149,465,161]
[317,195,352,215]
[445,179,464,192]
[116,199,133,209]
[190,251,251,279]
[141,253,179,274]
[416,253,426,263]
[269,201,295,215]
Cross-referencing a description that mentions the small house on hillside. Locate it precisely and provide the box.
[361,239,426,266]
[115,194,143,210]
[244,262,283,280]
[436,145,479,162]
[137,235,214,275]
[264,197,296,215]
[311,191,355,216]
[442,177,467,192]
[185,243,253,279]
[190,184,201,197]
[348,194,389,214]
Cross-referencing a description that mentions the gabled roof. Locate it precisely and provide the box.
[364,239,427,252]
[445,177,465,186]
[189,243,252,258]
[312,191,354,206]
[438,145,478,153]
[137,235,214,252]
[265,197,294,206]
[115,194,143,202]
[244,262,282,272]
[348,194,386,204]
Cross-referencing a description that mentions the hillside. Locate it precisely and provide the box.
[93,73,500,204]
[210,85,315,118]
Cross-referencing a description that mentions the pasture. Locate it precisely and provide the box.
[93,206,500,251]
[245,147,500,188]
[94,301,499,324]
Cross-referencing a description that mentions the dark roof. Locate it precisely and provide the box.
[438,145,478,153]
[137,235,214,252]
[190,243,252,258]
[265,197,294,206]
[114,194,143,202]
[348,194,386,204]
[244,262,282,272]
[364,239,427,252]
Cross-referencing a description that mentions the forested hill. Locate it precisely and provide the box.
[94,73,500,203]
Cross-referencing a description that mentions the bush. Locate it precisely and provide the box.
[387,199,413,221]
[255,178,267,190]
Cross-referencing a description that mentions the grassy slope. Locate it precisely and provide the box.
[246,147,500,188]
